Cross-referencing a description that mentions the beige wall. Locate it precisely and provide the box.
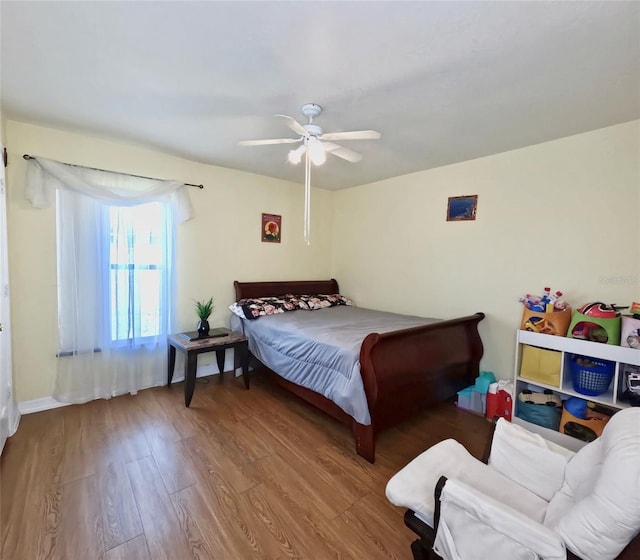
[331,120,640,382]
[5,118,639,402]
[5,120,333,401]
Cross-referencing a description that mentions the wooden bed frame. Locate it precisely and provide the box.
[234,279,485,463]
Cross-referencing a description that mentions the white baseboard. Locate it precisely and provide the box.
[18,396,70,415]
[17,363,237,415]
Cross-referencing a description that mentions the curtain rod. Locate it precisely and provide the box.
[22,154,204,189]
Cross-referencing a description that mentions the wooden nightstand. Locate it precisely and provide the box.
[167,328,249,407]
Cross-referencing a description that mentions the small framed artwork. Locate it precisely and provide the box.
[447,195,478,221]
[261,213,282,243]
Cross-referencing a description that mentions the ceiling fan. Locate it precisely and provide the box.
[239,103,381,244]
[239,103,381,165]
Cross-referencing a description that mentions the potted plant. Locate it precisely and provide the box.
[194,296,214,337]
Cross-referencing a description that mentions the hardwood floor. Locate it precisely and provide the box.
[1,373,492,560]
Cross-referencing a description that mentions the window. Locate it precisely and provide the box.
[56,189,174,355]
[109,203,164,343]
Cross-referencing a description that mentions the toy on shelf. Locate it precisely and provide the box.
[621,302,640,349]
[515,388,563,430]
[519,287,571,336]
[559,397,613,442]
[568,302,621,345]
[520,287,568,313]
[518,389,562,408]
[618,364,640,406]
[628,302,640,317]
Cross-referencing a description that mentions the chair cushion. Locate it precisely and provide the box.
[543,439,603,528]
[386,439,548,527]
[547,408,640,560]
[434,479,566,560]
[489,418,574,502]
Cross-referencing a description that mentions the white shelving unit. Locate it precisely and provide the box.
[513,330,639,449]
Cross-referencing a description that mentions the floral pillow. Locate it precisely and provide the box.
[300,294,352,310]
[229,293,352,320]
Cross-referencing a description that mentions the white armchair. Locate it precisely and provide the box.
[386,408,640,560]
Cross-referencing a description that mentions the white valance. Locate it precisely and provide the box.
[25,156,194,222]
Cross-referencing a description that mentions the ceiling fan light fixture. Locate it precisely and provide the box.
[307,139,326,166]
[287,144,306,165]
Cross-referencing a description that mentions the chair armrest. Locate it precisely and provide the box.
[386,439,462,525]
[434,477,566,560]
[488,418,575,501]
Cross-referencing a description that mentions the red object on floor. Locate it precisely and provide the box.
[486,390,513,421]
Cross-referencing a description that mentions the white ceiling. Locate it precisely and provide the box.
[1,1,639,190]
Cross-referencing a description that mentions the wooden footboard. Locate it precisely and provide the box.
[355,313,485,461]
[233,280,485,463]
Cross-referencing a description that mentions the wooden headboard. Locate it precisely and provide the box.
[234,279,340,301]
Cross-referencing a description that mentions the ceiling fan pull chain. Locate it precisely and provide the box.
[304,147,311,246]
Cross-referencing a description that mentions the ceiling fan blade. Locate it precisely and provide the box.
[322,142,363,163]
[319,130,381,141]
[275,114,308,136]
[238,138,301,146]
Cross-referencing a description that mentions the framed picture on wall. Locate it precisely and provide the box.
[447,195,478,221]
[261,213,282,243]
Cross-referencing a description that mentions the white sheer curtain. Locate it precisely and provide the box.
[1,143,20,452]
[26,157,193,404]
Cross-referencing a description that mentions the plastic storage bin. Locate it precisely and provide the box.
[568,312,621,345]
[520,307,571,336]
[457,386,485,415]
[516,400,562,431]
[569,354,615,396]
[621,316,640,349]
[559,401,610,442]
[520,346,562,387]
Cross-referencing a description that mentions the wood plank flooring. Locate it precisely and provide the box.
[1,373,492,560]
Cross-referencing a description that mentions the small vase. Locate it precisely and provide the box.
[197,319,210,337]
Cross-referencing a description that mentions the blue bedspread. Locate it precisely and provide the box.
[230,306,439,425]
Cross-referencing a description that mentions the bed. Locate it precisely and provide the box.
[232,279,485,463]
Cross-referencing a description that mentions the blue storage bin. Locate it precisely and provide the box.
[516,400,562,430]
[569,354,615,396]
